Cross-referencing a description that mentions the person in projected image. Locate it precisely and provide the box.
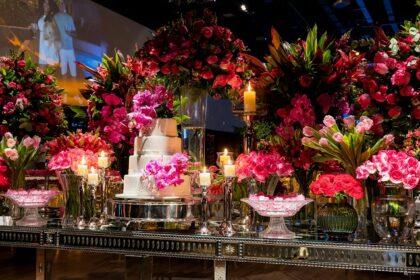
[35,0,59,66]
[54,0,77,78]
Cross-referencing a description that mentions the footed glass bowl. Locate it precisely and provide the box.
[3,189,60,227]
[241,197,313,239]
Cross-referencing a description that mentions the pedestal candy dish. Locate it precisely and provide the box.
[241,193,313,239]
[3,189,60,227]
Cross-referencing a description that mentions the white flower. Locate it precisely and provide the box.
[408,27,420,42]
[389,38,399,55]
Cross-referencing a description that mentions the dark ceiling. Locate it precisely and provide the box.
[93,0,419,59]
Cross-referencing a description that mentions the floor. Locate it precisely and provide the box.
[0,247,418,279]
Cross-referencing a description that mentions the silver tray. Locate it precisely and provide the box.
[107,198,199,222]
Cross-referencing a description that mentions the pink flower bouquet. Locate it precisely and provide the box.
[356,150,420,189]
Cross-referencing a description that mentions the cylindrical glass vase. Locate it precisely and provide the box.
[317,197,358,241]
[371,182,416,244]
[58,172,83,229]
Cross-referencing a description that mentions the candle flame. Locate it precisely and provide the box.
[203,166,207,173]
[100,151,106,157]
[226,160,232,165]
[247,81,252,92]
[81,156,86,165]
[224,148,228,155]
[90,167,96,174]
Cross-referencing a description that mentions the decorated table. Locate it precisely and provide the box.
[0,224,419,279]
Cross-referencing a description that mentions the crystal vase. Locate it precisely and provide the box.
[58,172,82,228]
[371,182,416,244]
[179,86,208,166]
[317,197,358,241]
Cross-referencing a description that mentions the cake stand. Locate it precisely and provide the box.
[241,198,313,239]
[2,190,60,227]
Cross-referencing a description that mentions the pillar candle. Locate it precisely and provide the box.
[199,167,211,187]
[87,167,99,185]
[97,151,109,168]
[224,161,236,177]
[77,157,88,177]
[244,82,256,113]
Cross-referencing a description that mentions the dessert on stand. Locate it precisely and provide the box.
[112,118,195,223]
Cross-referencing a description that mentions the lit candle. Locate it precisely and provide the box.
[199,167,211,187]
[97,151,109,168]
[244,82,256,113]
[77,156,88,177]
[224,160,236,177]
[219,148,231,166]
[87,167,99,185]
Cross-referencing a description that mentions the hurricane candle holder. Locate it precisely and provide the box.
[219,176,236,237]
[77,177,87,230]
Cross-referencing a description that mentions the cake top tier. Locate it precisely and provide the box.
[143,118,178,137]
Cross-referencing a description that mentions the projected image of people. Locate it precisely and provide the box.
[54,0,77,78]
[36,0,59,66]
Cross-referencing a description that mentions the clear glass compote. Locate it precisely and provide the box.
[3,189,60,227]
[241,197,313,239]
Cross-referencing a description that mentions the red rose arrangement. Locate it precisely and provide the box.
[0,52,66,140]
[134,8,248,99]
[310,173,364,200]
[354,20,420,137]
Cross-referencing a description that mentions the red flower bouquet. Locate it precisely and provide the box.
[0,52,66,140]
[353,20,420,137]
[310,173,363,199]
[134,8,248,99]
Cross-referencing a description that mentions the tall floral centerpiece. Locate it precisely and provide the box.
[78,53,136,176]
[0,52,66,139]
[0,133,41,190]
[302,115,394,240]
[356,150,419,243]
[352,19,420,139]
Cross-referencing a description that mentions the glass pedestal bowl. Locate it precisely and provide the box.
[3,189,60,227]
[241,197,313,239]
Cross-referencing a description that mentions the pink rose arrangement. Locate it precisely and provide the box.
[0,52,66,139]
[128,85,174,133]
[310,173,364,199]
[0,132,41,189]
[144,153,189,190]
[356,150,420,189]
[46,131,114,173]
[235,150,293,185]
[402,128,420,159]
[302,115,393,175]
[134,8,248,99]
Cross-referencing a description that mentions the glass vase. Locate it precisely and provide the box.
[317,197,358,241]
[371,182,416,244]
[58,172,82,229]
[179,86,208,166]
[10,168,26,190]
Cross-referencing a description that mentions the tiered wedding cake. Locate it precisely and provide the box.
[117,119,191,199]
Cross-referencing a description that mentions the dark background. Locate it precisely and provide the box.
[93,0,419,59]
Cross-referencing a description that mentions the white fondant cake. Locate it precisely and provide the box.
[118,118,191,199]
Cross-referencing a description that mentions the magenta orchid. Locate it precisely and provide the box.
[144,153,189,190]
